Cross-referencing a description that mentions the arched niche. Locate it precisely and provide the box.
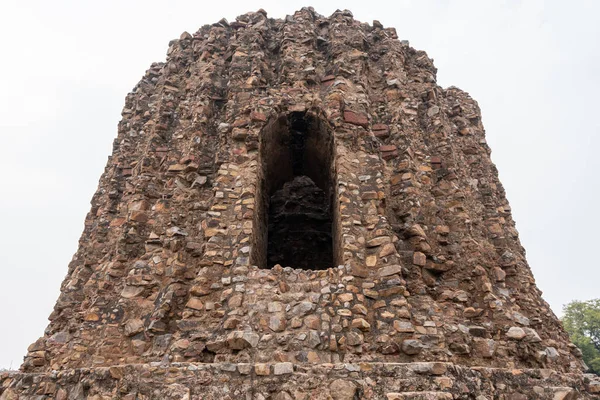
[251,111,339,270]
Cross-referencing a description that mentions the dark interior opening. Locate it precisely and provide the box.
[252,111,337,270]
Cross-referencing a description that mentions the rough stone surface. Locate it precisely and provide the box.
[2,7,598,399]
[1,363,599,399]
[506,326,527,340]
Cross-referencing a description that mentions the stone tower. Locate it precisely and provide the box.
[2,7,599,400]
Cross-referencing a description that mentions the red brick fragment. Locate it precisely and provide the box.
[130,211,148,223]
[250,111,267,122]
[233,118,250,127]
[343,110,369,127]
[109,218,126,227]
[380,145,398,160]
[180,155,196,164]
[373,124,390,139]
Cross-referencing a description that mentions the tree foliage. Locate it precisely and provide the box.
[562,299,600,375]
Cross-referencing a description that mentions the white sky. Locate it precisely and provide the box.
[0,0,598,369]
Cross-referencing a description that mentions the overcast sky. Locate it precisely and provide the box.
[0,0,598,369]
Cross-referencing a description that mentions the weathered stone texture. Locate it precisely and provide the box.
[2,362,600,399]
[2,6,599,399]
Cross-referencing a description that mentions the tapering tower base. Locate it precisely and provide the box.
[2,362,600,399]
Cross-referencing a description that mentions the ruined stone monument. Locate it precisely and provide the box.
[2,7,599,399]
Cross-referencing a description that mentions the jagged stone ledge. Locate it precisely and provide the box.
[2,362,599,399]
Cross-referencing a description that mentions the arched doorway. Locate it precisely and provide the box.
[252,111,338,270]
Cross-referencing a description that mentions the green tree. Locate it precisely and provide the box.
[562,299,600,375]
